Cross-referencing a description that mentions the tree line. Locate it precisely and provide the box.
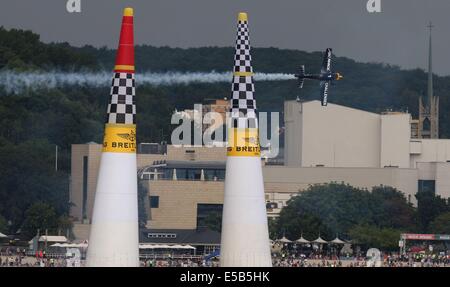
[1,27,450,241]
[270,183,450,250]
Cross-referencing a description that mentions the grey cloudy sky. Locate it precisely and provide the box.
[1,0,449,75]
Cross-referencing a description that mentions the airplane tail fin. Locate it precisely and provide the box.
[298,65,305,88]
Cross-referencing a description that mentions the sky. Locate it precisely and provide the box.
[1,0,450,75]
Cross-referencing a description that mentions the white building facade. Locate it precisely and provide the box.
[284,100,450,201]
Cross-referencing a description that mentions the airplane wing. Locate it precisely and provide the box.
[298,78,305,89]
[320,81,330,106]
[320,48,332,74]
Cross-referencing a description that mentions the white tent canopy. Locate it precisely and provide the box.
[330,237,346,244]
[50,242,87,248]
[138,244,196,250]
[278,236,292,243]
[38,236,68,242]
[313,237,328,244]
[49,242,197,250]
[139,244,168,249]
[0,232,8,238]
[296,236,310,244]
[171,244,196,250]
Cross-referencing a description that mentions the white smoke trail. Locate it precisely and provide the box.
[0,71,296,94]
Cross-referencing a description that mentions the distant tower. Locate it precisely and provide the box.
[418,22,439,139]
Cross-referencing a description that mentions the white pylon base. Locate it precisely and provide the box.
[86,152,139,267]
[220,156,272,267]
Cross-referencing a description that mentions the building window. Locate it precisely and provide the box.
[150,196,159,208]
[423,118,431,132]
[159,167,225,181]
[162,168,173,179]
[266,202,278,210]
[176,168,187,180]
[418,180,435,194]
[203,169,225,181]
[204,169,215,181]
[197,204,223,229]
[147,233,176,239]
[187,169,202,180]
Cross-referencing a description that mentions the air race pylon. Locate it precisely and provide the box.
[220,12,272,267]
[86,7,139,267]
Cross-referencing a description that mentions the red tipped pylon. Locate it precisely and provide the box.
[114,8,135,73]
[86,7,139,267]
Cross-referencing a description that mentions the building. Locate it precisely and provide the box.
[70,99,450,241]
[284,100,450,169]
[139,160,225,229]
[284,101,411,168]
[202,98,229,130]
[70,143,229,243]
[173,98,229,140]
[139,228,221,255]
[70,143,225,224]
[284,100,450,199]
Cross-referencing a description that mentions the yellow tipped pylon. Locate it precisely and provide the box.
[220,12,272,267]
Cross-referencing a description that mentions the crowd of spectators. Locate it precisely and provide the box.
[1,245,449,267]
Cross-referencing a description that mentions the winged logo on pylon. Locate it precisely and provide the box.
[243,136,258,145]
[117,129,136,142]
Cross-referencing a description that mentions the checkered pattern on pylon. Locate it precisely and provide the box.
[106,72,136,124]
[228,19,257,129]
[229,75,258,128]
[233,20,252,74]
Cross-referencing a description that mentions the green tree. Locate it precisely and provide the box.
[279,183,375,237]
[348,224,401,251]
[0,214,7,233]
[204,211,222,233]
[429,212,450,234]
[274,183,415,247]
[21,202,59,239]
[275,208,332,241]
[415,190,449,232]
[371,185,416,230]
[268,217,279,240]
[0,139,69,231]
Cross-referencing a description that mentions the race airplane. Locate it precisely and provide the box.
[294,48,343,106]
